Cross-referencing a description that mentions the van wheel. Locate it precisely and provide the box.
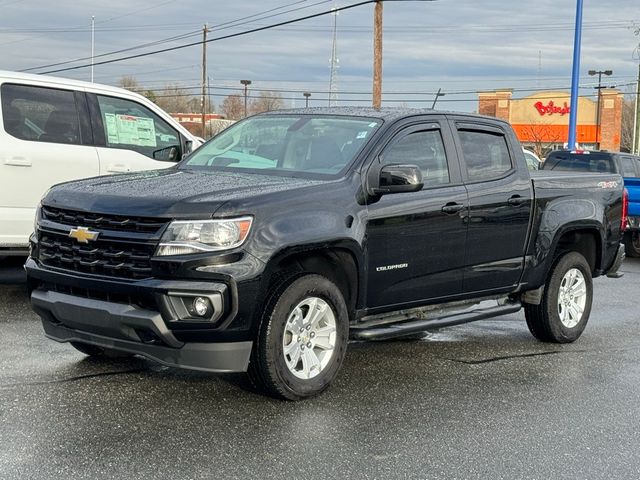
[524,252,593,343]
[70,341,133,358]
[248,274,349,400]
[624,232,640,258]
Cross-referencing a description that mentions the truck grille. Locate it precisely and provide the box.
[42,206,166,234]
[39,232,157,280]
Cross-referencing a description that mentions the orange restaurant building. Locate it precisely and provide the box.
[478,89,623,156]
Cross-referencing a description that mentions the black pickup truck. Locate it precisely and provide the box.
[26,108,626,400]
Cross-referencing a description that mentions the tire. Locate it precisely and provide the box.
[70,341,134,359]
[624,231,640,258]
[524,251,593,343]
[248,274,349,400]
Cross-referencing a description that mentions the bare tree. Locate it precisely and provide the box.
[518,122,565,158]
[250,91,284,114]
[222,94,245,120]
[154,83,198,114]
[117,76,157,102]
[118,75,141,93]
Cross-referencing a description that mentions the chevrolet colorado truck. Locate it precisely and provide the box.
[26,108,626,400]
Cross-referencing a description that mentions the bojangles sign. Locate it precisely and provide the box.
[534,100,570,116]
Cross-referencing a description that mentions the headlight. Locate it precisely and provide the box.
[156,216,253,256]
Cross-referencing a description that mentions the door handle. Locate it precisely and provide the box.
[441,203,465,214]
[106,164,131,173]
[4,158,32,167]
[508,195,527,206]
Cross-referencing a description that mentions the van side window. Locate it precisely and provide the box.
[381,129,450,186]
[458,129,512,181]
[95,95,182,162]
[1,83,81,145]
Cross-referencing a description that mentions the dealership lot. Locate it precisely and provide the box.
[1,257,639,479]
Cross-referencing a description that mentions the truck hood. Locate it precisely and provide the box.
[43,168,326,218]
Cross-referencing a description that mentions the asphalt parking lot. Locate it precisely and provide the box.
[1,257,639,479]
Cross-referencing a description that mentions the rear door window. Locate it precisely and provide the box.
[1,83,82,144]
[457,128,512,181]
[94,95,181,161]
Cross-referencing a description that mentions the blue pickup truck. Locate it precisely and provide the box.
[543,150,640,256]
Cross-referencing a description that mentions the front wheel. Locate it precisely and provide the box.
[248,274,349,400]
[624,231,640,258]
[524,251,593,343]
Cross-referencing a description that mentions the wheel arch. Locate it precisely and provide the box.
[551,227,602,274]
[521,224,604,291]
[260,240,363,321]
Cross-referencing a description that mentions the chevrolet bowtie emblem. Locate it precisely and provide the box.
[68,226,99,244]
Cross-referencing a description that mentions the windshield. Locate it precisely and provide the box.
[181,115,381,177]
[543,152,616,173]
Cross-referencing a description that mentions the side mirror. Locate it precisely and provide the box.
[153,145,181,162]
[375,164,423,195]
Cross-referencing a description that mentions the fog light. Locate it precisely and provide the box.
[167,291,223,323]
[192,296,211,317]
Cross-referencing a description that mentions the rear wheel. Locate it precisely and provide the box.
[248,274,349,400]
[70,341,133,359]
[524,251,593,343]
[624,231,640,258]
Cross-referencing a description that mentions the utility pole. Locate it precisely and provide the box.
[90,16,95,82]
[372,1,382,109]
[200,24,208,139]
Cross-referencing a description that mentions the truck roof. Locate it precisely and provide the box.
[262,106,510,125]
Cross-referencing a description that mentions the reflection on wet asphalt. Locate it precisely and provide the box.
[1,258,640,479]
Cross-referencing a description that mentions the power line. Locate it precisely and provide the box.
[127,80,633,97]
[19,30,203,72]
[21,0,332,73]
[150,91,609,104]
[96,0,181,26]
[38,0,388,75]
[3,18,636,34]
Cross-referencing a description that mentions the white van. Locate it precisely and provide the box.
[0,70,203,255]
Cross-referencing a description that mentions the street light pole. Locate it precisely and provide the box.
[240,79,252,118]
[303,92,311,108]
[589,69,613,150]
[90,16,95,83]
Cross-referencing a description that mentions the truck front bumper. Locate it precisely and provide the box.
[31,288,252,373]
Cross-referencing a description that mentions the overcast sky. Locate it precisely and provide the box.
[1,0,638,112]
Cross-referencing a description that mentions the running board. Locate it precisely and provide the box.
[350,301,522,341]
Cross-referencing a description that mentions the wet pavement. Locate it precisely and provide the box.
[1,257,639,479]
